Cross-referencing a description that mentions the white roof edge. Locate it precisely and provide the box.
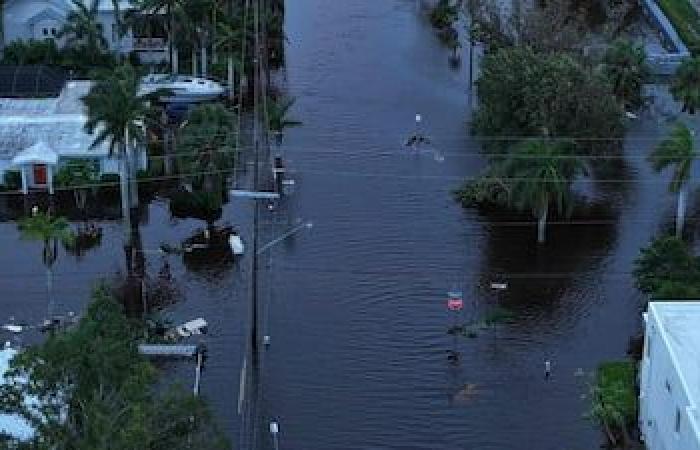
[649,302,700,429]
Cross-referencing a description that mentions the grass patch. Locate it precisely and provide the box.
[657,0,700,54]
[592,361,637,426]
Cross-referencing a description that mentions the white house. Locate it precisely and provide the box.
[3,0,169,63]
[640,302,700,450]
[0,80,147,193]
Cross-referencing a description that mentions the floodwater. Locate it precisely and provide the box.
[0,1,691,449]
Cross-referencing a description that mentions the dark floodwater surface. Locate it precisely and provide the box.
[0,1,686,449]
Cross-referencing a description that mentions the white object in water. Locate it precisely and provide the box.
[229,234,245,255]
[415,113,422,123]
[625,111,638,120]
[490,282,508,290]
[2,325,23,333]
[263,335,271,346]
[172,318,208,338]
[269,421,279,434]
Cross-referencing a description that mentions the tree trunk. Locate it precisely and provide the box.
[676,186,687,239]
[46,265,54,318]
[172,46,179,74]
[537,204,548,244]
[227,53,235,100]
[192,49,198,75]
[169,6,175,74]
[126,132,139,210]
[201,41,208,77]
[164,127,174,176]
[119,150,132,245]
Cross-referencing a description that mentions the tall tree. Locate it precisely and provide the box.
[670,56,700,115]
[0,290,229,449]
[648,122,697,238]
[601,39,649,111]
[58,0,109,61]
[499,140,587,243]
[135,0,187,74]
[173,103,234,231]
[17,212,74,317]
[82,64,154,246]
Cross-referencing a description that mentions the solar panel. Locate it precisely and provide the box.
[0,65,66,98]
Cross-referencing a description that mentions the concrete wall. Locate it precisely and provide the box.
[640,313,700,450]
[639,0,691,76]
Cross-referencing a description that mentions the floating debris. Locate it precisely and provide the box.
[490,282,508,290]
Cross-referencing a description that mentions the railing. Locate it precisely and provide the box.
[639,0,691,75]
[132,37,167,50]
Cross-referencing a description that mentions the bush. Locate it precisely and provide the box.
[1,170,22,191]
[169,189,223,225]
[1,39,117,76]
[590,361,637,447]
[1,39,61,66]
[429,0,458,30]
[633,236,700,299]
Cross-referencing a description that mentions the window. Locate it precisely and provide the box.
[51,28,56,36]
[666,380,672,393]
[675,408,681,433]
[42,28,48,36]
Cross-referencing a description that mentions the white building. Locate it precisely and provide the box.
[640,302,700,450]
[3,0,169,63]
[0,79,147,193]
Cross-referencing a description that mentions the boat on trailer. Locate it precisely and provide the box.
[139,74,225,103]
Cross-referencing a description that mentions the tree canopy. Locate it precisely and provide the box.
[633,236,700,299]
[0,288,229,449]
[472,46,624,160]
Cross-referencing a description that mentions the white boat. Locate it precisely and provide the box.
[229,234,245,255]
[139,74,225,103]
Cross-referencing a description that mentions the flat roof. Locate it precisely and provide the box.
[0,81,110,160]
[650,302,700,407]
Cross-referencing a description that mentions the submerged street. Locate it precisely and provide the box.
[0,0,693,449]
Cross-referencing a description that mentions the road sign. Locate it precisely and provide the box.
[447,297,463,311]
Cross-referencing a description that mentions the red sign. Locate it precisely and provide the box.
[447,297,463,311]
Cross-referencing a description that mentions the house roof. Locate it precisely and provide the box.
[0,81,111,162]
[649,302,700,436]
[12,141,59,166]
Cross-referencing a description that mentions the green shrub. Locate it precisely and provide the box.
[55,159,99,187]
[169,189,223,225]
[1,170,22,191]
[429,0,458,30]
[2,39,61,66]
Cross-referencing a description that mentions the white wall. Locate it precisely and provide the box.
[640,313,700,450]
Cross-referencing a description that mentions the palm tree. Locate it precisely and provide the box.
[58,0,109,61]
[499,140,587,244]
[266,96,302,145]
[671,56,700,115]
[18,211,74,317]
[216,17,244,100]
[601,39,649,111]
[174,103,234,232]
[82,64,154,244]
[649,122,697,238]
[177,103,234,192]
